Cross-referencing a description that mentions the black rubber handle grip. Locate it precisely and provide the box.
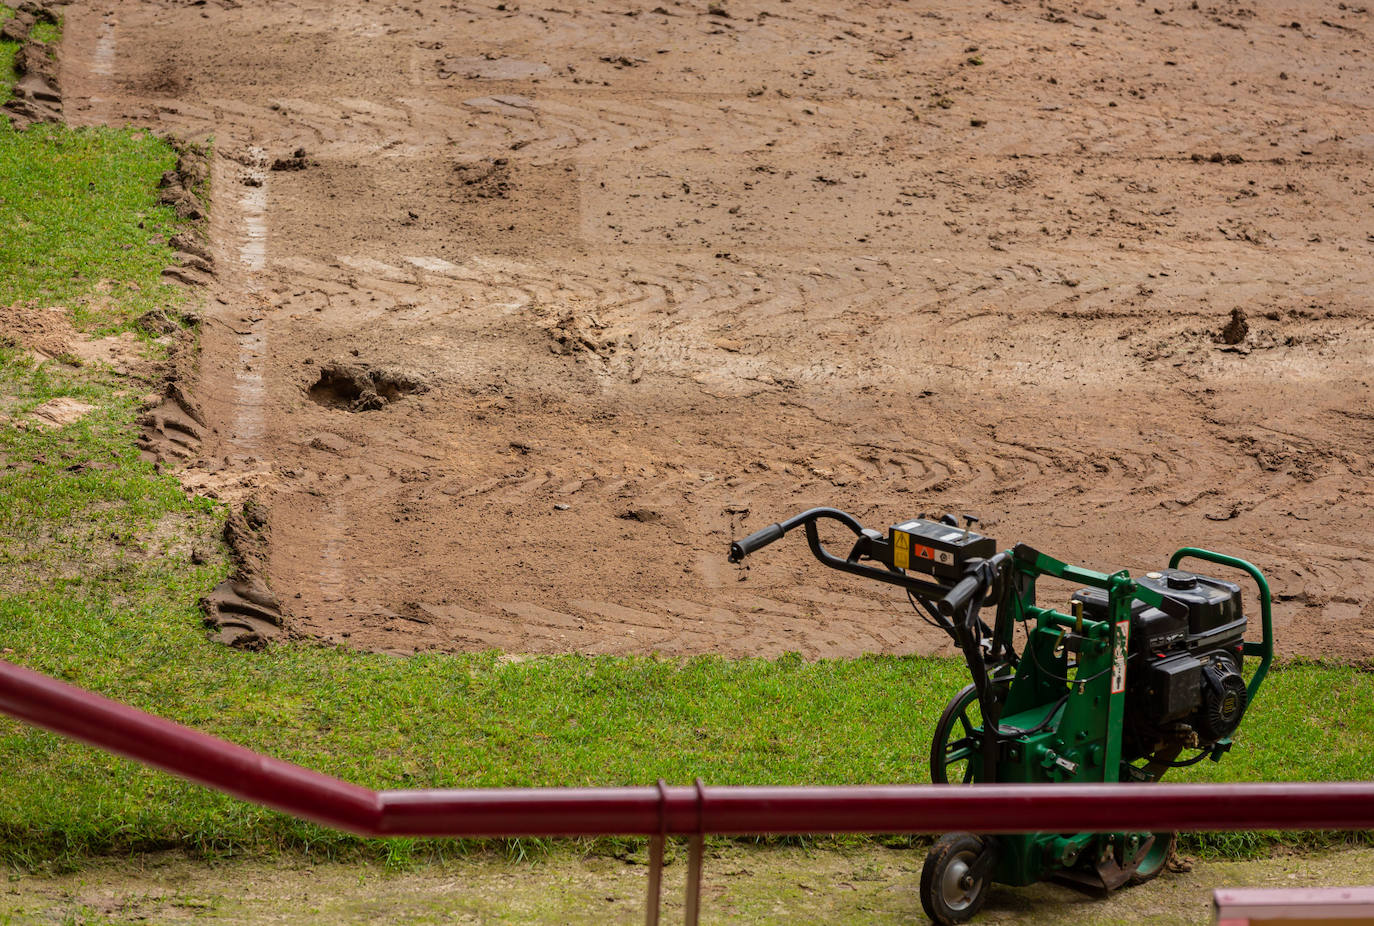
[729,524,785,562]
[937,574,984,617]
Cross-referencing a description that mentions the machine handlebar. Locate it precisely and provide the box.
[729,523,785,562]
[937,550,1012,618]
[938,573,985,618]
[728,507,868,564]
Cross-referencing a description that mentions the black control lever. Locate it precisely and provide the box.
[937,550,1011,617]
[938,573,986,618]
[728,507,866,564]
[729,507,956,602]
[729,524,785,562]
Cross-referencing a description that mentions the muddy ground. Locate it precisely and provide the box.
[4,845,1374,924]
[54,0,1374,660]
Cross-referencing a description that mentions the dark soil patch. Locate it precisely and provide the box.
[270,148,310,171]
[1218,307,1250,345]
[307,361,428,411]
[452,157,513,200]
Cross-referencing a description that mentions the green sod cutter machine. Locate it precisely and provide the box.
[729,507,1273,924]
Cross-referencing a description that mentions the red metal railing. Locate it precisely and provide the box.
[3,656,1373,922]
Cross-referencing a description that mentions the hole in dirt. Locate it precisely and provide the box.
[307,362,428,412]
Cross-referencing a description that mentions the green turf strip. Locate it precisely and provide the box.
[0,121,183,331]
[0,88,1370,872]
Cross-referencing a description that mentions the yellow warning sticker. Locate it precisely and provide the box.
[894,531,910,569]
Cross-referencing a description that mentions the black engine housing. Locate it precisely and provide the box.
[1072,568,1247,762]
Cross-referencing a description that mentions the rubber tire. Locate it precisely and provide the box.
[1127,831,1177,885]
[921,832,993,925]
[930,684,982,784]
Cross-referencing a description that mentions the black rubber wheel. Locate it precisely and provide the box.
[921,832,994,925]
[1127,831,1176,885]
[930,684,983,784]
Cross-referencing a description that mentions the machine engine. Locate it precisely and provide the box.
[1073,568,1248,761]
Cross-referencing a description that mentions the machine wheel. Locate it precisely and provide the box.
[1127,832,1176,885]
[921,832,995,925]
[930,684,983,784]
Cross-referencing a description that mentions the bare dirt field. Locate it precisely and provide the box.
[58,0,1373,660]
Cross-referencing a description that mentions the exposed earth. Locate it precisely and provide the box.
[4,845,1373,924]
[55,0,1374,660]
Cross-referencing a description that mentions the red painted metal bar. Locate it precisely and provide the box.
[3,658,1374,837]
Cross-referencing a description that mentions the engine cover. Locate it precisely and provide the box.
[1147,654,1202,722]
[1196,656,1248,742]
[1136,568,1244,640]
[1077,566,1251,759]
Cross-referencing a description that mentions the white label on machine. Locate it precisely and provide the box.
[1111,619,1130,694]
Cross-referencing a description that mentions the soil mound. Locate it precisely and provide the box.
[137,382,204,463]
[307,362,428,412]
[200,499,285,650]
[2,3,62,127]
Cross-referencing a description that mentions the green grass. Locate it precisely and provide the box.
[0,122,184,332]
[29,20,59,46]
[0,70,1371,874]
[0,19,17,104]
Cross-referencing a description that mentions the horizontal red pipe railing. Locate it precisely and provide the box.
[2,658,1373,837]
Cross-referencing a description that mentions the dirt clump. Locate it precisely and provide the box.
[157,151,209,222]
[270,148,311,171]
[155,141,214,285]
[0,303,75,362]
[452,158,513,199]
[15,2,59,24]
[1192,152,1246,164]
[27,397,94,429]
[307,361,429,412]
[1218,307,1250,345]
[543,312,637,359]
[169,232,212,263]
[200,499,285,650]
[2,6,62,127]
[0,16,27,43]
[136,382,205,462]
[137,307,184,336]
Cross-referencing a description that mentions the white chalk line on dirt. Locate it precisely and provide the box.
[91,18,116,77]
[229,325,266,449]
[229,148,270,451]
[238,156,269,274]
[318,496,348,605]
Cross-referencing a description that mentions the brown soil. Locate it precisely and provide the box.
[3,845,1373,925]
[0,302,76,362]
[57,0,1374,661]
[3,1,63,127]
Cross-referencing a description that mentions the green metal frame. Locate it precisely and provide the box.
[1169,547,1274,705]
[944,546,1273,889]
